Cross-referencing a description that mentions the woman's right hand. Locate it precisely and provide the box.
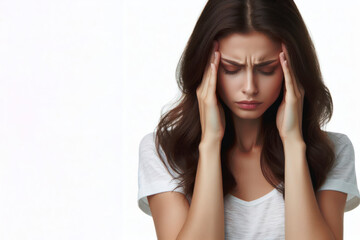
[196,40,226,144]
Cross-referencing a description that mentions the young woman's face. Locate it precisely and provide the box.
[216,31,284,120]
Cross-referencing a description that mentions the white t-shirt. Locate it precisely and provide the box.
[137,130,360,240]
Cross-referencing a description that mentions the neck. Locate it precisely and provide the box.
[231,114,263,153]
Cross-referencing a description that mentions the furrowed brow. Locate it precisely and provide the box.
[221,57,278,67]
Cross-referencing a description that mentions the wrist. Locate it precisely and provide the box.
[199,139,222,151]
[282,138,306,150]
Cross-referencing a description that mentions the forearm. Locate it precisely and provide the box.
[176,140,225,240]
[284,139,335,240]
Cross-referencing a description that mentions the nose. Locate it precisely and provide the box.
[242,70,259,95]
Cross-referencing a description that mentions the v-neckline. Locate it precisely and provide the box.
[227,183,283,206]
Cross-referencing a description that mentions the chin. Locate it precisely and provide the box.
[230,107,264,120]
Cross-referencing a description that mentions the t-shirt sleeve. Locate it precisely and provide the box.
[317,132,360,212]
[137,132,186,216]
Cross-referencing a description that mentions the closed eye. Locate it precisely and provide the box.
[221,60,278,76]
[223,68,275,76]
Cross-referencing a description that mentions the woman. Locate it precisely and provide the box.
[138,0,360,239]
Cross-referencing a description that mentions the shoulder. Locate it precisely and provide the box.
[139,131,159,164]
[319,130,359,212]
[324,130,353,155]
[139,131,156,147]
[138,131,173,171]
[323,130,355,174]
[139,131,161,158]
[325,130,349,143]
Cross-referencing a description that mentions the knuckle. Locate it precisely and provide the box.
[198,94,204,102]
[289,97,297,103]
[204,97,213,106]
[203,98,210,106]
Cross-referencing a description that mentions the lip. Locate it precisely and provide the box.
[237,101,262,104]
[235,101,262,110]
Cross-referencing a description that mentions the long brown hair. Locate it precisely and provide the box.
[153,0,335,201]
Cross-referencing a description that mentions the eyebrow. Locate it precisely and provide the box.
[220,57,278,67]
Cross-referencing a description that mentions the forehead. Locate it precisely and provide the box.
[218,32,280,59]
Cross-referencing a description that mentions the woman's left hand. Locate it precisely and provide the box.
[276,43,305,142]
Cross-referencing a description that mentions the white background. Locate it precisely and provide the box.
[0,0,359,239]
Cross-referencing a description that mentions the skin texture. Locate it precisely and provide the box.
[216,31,285,153]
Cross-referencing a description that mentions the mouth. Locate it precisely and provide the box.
[236,101,262,104]
[235,102,262,110]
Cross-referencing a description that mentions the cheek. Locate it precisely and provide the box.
[260,73,284,99]
[216,73,236,101]
[262,74,283,88]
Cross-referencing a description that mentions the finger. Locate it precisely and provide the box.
[200,55,212,96]
[280,51,295,97]
[209,41,218,63]
[197,67,205,96]
[203,52,215,98]
[209,51,220,95]
[206,41,218,72]
[281,43,301,97]
[281,44,295,80]
[203,45,218,98]
[198,63,210,98]
[201,41,217,98]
